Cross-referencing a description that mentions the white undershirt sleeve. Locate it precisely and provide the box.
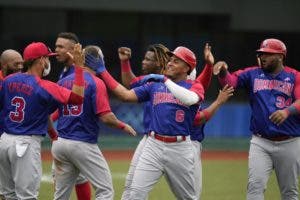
[164,79,199,106]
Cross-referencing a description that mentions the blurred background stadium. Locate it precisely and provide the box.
[0,0,299,151]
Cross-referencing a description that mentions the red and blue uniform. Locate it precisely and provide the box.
[131,76,206,138]
[133,80,202,136]
[0,73,72,136]
[59,65,75,80]
[129,75,151,135]
[220,66,300,136]
[56,72,111,143]
[0,71,4,135]
[190,106,205,142]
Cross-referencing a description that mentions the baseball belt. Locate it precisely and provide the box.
[254,133,293,142]
[149,131,186,143]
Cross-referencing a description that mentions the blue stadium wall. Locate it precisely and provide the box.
[98,100,252,138]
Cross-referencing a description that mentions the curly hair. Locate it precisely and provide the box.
[147,44,170,74]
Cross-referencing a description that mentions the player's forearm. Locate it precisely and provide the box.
[284,100,300,116]
[99,70,119,90]
[196,63,213,91]
[71,66,85,98]
[100,112,121,127]
[193,100,222,126]
[218,71,238,88]
[121,60,136,88]
[122,72,136,89]
[202,100,222,120]
[112,85,138,102]
[164,79,200,106]
[100,112,136,136]
[47,116,58,141]
[99,112,127,131]
[98,69,138,102]
[51,109,59,122]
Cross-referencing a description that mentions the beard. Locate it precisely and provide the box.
[261,58,282,74]
[261,64,277,73]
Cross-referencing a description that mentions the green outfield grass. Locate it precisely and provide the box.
[39,159,282,200]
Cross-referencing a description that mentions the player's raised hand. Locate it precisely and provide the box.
[85,53,106,75]
[67,43,84,67]
[269,110,289,125]
[118,47,131,61]
[213,61,228,75]
[216,84,234,105]
[204,43,214,66]
[123,123,137,136]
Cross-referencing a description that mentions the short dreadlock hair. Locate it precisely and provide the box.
[147,44,170,74]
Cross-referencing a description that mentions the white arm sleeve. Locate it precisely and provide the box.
[164,79,199,106]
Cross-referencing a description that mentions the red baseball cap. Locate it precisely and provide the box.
[256,38,287,56]
[23,42,57,61]
[167,46,197,71]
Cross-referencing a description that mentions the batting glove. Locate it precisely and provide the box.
[140,74,166,85]
[85,53,106,75]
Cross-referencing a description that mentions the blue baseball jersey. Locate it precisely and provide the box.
[232,66,300,137]
[133,80,200,136]
[131,76,205,140]
[0,73,72,136]
[0,71,4,135]
[56,72,111,143]
[190,106,205,142]
[130,75,150,135]
[59,65,75,80]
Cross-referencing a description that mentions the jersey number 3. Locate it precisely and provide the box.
[9,96,26,123]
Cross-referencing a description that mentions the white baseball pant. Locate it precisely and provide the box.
[0,133,43,200]
[247,135,300,200]
[130,135,197,200]
[52,137,113,200]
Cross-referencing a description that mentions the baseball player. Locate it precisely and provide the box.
[117,44,170,200]
[0,49,24,135]
[51,45,136,200]
[54,32,92,200]
[0,42,85,200]
[0,49,23,77]
[0,49,23,200]
[90,45,205,199]
[138,44,235,199]
[118,43,215,200]
[214,38,300,200]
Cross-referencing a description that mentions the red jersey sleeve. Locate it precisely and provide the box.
[294,71,300,99]
[190,82,204,101]
[92,76,111,115]
[195,64,213,91]
[38,78,71,104]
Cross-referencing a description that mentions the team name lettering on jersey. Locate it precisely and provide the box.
[153,92,186,106]
[253,78,293,96]
[8,82,33,96]
[59,80,89,89]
